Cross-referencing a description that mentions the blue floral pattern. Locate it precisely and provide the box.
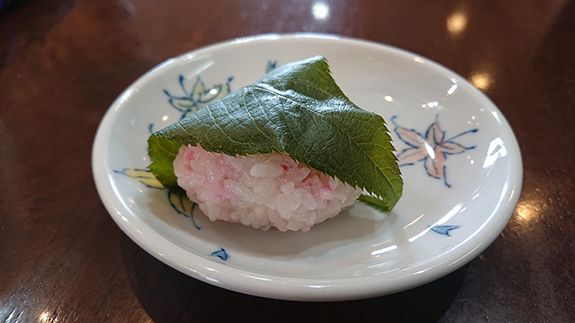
[392,115,477,188]
[115,75,234,232]
[164,75,233,120]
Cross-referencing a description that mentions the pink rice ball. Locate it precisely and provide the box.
[173,144,362,232]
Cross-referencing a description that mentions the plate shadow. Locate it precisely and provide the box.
[121,234,468,323]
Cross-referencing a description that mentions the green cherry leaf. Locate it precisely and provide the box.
[148,56,403,211]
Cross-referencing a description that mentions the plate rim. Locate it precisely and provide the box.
[92,32,523,301]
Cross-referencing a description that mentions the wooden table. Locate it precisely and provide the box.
[1,0,574,321]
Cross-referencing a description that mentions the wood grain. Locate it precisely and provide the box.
[1,0,574,321]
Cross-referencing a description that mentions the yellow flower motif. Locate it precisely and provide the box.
[114,168,201,229]
[116,168,164,188]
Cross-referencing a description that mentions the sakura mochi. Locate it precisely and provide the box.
[148,56,403,232]
[174,144,362,232]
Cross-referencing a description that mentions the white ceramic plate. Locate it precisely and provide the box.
[92,34,522,301]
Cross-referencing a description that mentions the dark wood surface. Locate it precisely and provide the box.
[1,0,574,322]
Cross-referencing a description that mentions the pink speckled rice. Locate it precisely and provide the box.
[173,144,362,232]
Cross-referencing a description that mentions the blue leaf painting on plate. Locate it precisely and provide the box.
[430,225,461,236]
[266,60,277,73]
[211,248,229,261]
